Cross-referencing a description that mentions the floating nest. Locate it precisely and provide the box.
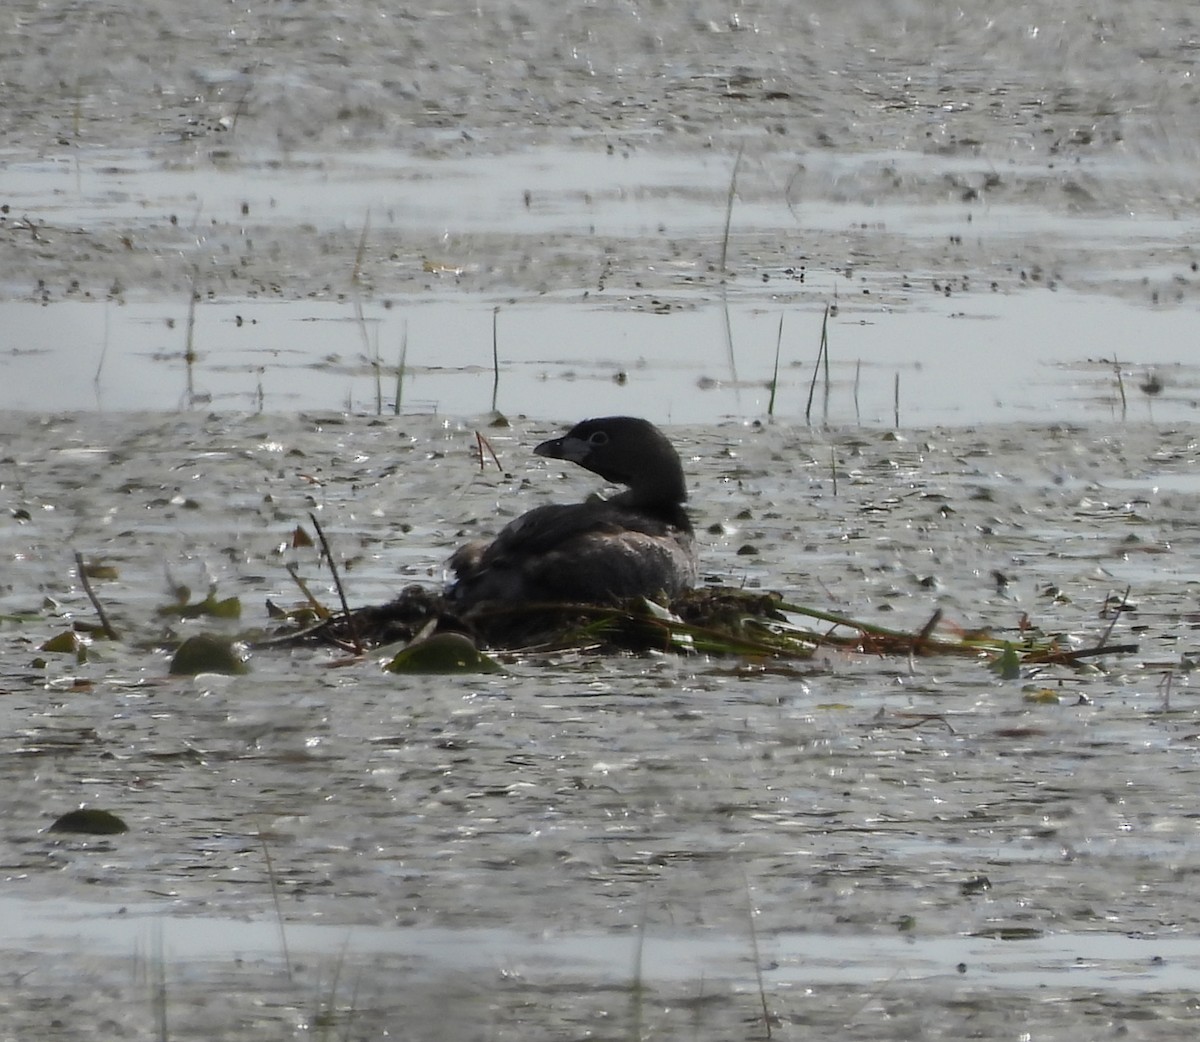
[261,583,1137,667]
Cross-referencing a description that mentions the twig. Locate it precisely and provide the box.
[74,551,118,640]
[1098,585,1131,648]
[476,431,503,472]
[891,712,957,734]
[1160,669,1173,712]
[284,562,330,617]
[308,512,362,654]
[780,600,965,649]
[911,608,944,654]
[1028,642,1139,665]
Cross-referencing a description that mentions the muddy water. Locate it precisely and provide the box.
[4,412,1200,1039]
[6,0,1200,1038]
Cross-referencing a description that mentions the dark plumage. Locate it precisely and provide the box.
[448,417,697,612]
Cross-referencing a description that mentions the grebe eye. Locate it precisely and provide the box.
[588,431,609,446]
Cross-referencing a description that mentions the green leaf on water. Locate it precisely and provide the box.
[970,926,1043,941]
[1022,687,1061,704]
[169,634,249,676]
[48,808,129,835]
[385,633,503,675]
[40,630,83,654]
[81,560,119,580]
[991,642,1021,680]
[158,591,242,620]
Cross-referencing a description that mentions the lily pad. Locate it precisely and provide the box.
[385,633,503,675]
[48,808,129,835]
[169,633,249,676]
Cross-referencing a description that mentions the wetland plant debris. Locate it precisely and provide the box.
[157,587,242,620]
[308,511,363,654]
[267,583,1136,672]
[48,808,129,835]
[74,549,119,640]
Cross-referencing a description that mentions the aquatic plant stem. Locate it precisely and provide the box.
[820,302,832,422]
[491,306,501,413]
[94,303,110,393]
[74,551,119,640]
[1112,357,1127,418]
[629,888,649,1042]
[742,872,772,1039]
[804,304,830,424]
[351,209,370,286]
[349,210,376,412]
[394,321,408,416]
[152,921,168,1042]
[229,75,254,135]
[308,512,363,654]
[257,824,293,982]
[184,269,198,406]
[767,313,783,418]
[1160,669,1174,712]
[719,144,744,276]
[721,288,742,409]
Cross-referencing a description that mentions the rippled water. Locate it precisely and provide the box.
[5,1,1200,1038]
[4,412,1200,1039]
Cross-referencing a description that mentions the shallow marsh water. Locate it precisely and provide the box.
[5,413,1200,1039]
[6,0,1200,1038]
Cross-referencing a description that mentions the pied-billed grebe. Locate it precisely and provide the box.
[448,417,697,611]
